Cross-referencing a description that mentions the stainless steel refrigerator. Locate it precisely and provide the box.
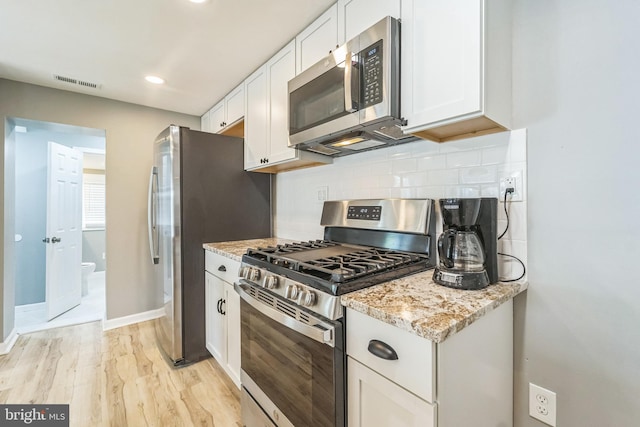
[148,125,271,366]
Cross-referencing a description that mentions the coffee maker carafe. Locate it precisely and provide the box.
[433,198,498,290]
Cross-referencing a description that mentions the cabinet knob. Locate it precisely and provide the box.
[218,265,226,272]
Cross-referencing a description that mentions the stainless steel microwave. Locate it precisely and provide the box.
[288,16,415,157]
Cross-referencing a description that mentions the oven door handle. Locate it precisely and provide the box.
[236,280,336,347]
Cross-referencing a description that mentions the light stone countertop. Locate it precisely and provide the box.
[204,238,528,343]
[203,237,296,262]
[341,274,527,343]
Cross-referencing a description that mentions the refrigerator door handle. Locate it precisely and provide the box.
[148,166,160,264]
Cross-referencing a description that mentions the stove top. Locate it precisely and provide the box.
[238,199,437,319]
[246,240,429,284]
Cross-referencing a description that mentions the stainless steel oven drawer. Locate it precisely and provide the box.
[242,388,277,427]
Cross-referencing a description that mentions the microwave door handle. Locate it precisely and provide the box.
[344,52,356,113]
[235,280,336,347]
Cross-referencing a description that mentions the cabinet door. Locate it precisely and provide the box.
[205,272,226,363]
[225,285,241,388]
[401,0,482,129]
[209,101,225,133]
[296,4,338,74]
[200,110,211,132]
[266,39,296,165]
[244,65,269,169]
[337,0,400,43]
[225,83,245,127]
[348,358,436,427]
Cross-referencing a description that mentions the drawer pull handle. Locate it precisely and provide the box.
[218,265,227,272]
[367,339,398,361]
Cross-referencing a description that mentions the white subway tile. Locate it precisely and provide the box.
[417,154,447,170]
[427,169,459,185]
[459,166,498,184]
[480,184,500,198]
[443,185,481,198]
[384,174,403,188]
[392,158,418,174]
[402,172,428,187]
[446,150,481,168]
[481,145,509,165]
[508,128,528,163]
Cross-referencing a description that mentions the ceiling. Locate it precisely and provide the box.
[0,0,335,116]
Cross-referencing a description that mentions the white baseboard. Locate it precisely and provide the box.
[103,308,164,331]
[15,302,46,313]
[0,328,18,355]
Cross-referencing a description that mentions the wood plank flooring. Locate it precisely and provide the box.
[0,320,242,427]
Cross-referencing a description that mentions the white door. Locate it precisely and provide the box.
[46,142,83,320]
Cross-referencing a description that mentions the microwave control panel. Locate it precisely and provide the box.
[361,40,383,108]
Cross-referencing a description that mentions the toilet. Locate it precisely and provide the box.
[81,262,96,297]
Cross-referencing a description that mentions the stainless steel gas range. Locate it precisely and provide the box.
[235,199,437,427]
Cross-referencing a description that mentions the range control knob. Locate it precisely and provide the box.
[264,275,278,289]
[248,268,261,282]
[239,266,250,279]
[284,284,300,300]
[299,289,316,307]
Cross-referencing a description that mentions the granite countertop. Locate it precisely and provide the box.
[203,237,296,262]
[341,274,527,343]
[204,238,528,344]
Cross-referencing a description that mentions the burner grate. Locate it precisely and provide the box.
[246,240,428,283]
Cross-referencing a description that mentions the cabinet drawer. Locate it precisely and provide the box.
[346,308,435,403]
[205,250,241,283]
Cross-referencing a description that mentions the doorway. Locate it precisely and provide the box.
[12,118,107,334]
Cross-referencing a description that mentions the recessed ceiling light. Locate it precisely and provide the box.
[189,0,207,3]
[145,75,165,85]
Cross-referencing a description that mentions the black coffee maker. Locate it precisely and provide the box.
[433,198,498,290]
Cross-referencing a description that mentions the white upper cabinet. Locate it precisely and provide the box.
[401,0,512,142]
[209,101,225,133]
[244,65,269,169]
[200,109,211,132]
[337,0,401,43]
[296,4,339,74]
[244,41,332,172]
[266,40,297,164]
[203,82,245,134]
[224,84,244,128]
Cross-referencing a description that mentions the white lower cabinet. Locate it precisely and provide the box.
[346,300,513,427]
[348,358,436,427]
[204,251,241,389]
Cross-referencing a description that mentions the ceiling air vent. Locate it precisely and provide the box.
[53,74,101,89]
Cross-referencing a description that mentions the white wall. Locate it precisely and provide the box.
[512,0,640,425]
[0,79,199,338]
[275,129,528,281]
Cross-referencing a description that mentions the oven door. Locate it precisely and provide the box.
[288,43,361,147]
[236,280,345,427]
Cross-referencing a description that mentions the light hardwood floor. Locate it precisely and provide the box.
[0,320,242,427]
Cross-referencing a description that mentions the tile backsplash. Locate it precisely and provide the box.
[274,128,528,281]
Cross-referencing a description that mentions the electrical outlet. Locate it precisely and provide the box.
[499,170,523,202]
[529,383,556,426]
[316,186,328,203]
